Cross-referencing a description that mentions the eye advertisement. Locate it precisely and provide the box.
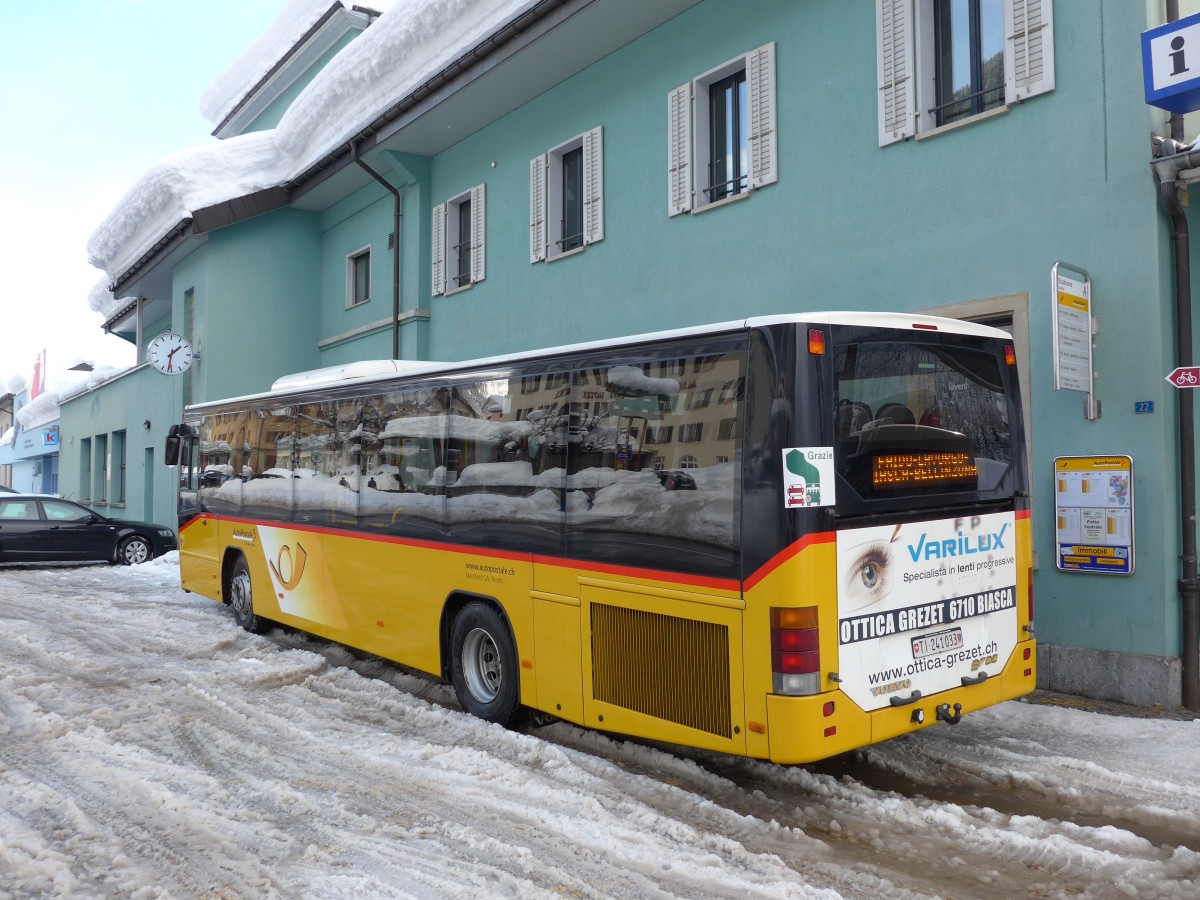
[835,512,1018,711]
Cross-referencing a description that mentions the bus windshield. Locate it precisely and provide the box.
[832,338,1015,502]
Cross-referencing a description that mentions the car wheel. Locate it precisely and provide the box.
[119,535,152,566]
[450,601,523,727]
[228,556,266,634]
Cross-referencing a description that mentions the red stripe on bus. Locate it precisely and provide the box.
[743,532,836,592]
[182,514,736,591]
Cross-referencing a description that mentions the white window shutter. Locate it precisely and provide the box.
[583,126,604,244]
[1005,0,1054,103]
[530,154,547,263]
[876,0,914,146]
[747,42,777,189]
[667,83,693,216]
[470,183,486,284]
[431,202,446,296]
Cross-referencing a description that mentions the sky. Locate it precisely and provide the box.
[0,0,288,394]
[1,556,1198,896]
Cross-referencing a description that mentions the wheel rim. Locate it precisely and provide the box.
[462,627,502,703]
[123,539,150,564]
[231,570,253,622]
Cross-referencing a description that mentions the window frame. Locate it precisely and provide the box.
[346,245,372,309]
[668,42,777,216]
[876,0,1056,145]
[530,127,604,263]
[930,0,1006,127]
[432,184,486,296]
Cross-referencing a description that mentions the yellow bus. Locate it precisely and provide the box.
[166,313,1034,764]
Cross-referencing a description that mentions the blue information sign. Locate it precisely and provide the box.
[1144,13,1200,114]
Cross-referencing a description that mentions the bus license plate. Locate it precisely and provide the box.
[911,627,963,659]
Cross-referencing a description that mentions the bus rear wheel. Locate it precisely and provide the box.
[228,556,266,634]
[450,602,522,727]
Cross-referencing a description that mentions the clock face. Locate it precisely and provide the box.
[147,333,193,375]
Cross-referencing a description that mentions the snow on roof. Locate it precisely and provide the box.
[199,0,350,127]
[89,0,535,286]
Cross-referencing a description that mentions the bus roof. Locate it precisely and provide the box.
[188,311,1012,412]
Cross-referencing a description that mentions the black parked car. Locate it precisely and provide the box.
[0,494,177,565]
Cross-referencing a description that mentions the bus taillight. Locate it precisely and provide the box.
[771,607,821,695]
[1005,344,1017,366]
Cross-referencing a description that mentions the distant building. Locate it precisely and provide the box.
[0,387,61,494]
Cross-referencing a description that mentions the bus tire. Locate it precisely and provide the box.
[450,601,522,727]
[228,555,266,634]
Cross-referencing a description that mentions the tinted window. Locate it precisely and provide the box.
[435,373,562,550]
[562,342,745,577]
[240,407,295,519]
[364,385,451,537]
[0,500,37,519]
[833,340,1013,499]
[42,501,92,522]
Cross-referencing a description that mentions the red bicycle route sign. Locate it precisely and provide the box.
[1166,366,1200,388]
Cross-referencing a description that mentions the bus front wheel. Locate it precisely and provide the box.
[450,602,522,727]
[228,556,266,634]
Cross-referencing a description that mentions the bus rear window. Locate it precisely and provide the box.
[832,340,1012,497]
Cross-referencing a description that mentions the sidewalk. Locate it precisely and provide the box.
[1021,689,1198,721]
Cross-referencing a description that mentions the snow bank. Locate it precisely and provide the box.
[89,0,535,283]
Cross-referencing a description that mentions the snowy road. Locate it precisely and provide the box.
[1,557,1198,899]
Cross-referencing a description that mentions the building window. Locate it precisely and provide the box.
[688,388,713,410]
[113,430,127,503]
[646,425,674,445]
[94,434,108,502]
[679,423,704,443]
[679,455,699,469]
[530,127,604,262]
[432,184,486,295]
[347,247,371,307]
[718,418,738,440]
[80,438,91,501]
[876,0,1055,145]
[707,70,747,201]
[668,43,777,216]
[932,0,1004,126]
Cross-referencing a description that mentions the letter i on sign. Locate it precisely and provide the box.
[1173,36,1190,76]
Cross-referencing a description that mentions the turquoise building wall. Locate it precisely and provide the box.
[59,367,178,528]
[409,1,1178,667]
[73,0,1200,702]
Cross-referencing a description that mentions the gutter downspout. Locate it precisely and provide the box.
[352,141,402,360]
[1160,0,1200,711]
[1154,144,1200,711]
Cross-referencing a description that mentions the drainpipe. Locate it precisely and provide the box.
[1154,141,1200,711]
[352,141,402,360]
[1160,0,1200,712]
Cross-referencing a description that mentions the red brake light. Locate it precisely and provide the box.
[912,323,938,331]
[808,328,826,355]
[772,650,821,674]
[772,629,819,652]
[1005,344,1017,366]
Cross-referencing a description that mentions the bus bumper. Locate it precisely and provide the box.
[762,638,1037,764]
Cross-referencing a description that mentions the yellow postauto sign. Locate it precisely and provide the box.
[1053,456,1134,575]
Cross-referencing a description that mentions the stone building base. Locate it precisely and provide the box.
[1037,644,1182,708]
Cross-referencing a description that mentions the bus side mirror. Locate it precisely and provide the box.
[163,424,187,466]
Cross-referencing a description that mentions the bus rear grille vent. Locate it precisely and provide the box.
[591,603,731,738]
